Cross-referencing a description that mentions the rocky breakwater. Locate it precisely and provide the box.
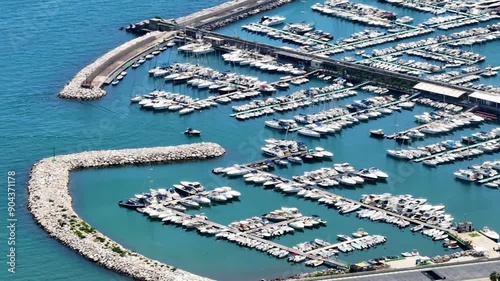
[28,143,224,281]
[58,31,165,100]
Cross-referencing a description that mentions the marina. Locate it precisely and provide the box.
[16,0,500,280]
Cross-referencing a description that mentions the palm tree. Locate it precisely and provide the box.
[490,271,499,281]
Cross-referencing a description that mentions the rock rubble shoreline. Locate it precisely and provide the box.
[28,142,225,281]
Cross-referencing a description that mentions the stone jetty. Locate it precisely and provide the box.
[58,31,169,100]
[28,143,224,281]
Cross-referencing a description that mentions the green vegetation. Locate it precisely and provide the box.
[171,267,177,272]
[95,237,105,243]
[111,245,126,257]
[491,271,500,281]
[468,232,481,237]
[74,230,86,239]
[73,221,96,234]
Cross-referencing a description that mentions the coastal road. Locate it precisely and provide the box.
[305,259,500,281]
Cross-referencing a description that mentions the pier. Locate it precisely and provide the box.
[296,91,421,128]
[223,162,453,233]
[161,206,350,268]
[478,174,500,184]
[304,237,372,255]
[385,106,477,140]
[89,32,176,88]
[413,137,500,163]
[230,81,365,118]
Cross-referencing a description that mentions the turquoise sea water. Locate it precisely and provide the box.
[1,0,500,280]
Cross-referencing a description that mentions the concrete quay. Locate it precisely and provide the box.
[28,143,225,281]
[170,0,294,30]
[58,31,175,100]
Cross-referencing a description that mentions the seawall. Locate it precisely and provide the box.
[58,31,173,100]
[28,142,225,281]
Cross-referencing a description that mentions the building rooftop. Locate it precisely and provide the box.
[469,91,500,104]
[414,82,467,98]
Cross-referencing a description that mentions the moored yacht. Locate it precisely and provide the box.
[479,226,499,241]
[370,129,385,139]
[259,15,286,26]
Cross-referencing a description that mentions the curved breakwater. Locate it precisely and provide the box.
[27,143,224,281]
[58,31,168,100]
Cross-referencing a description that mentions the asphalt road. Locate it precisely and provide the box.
[316,260,500,281]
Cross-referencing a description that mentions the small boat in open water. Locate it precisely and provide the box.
[184,128,201,136]
[370,129,385,139]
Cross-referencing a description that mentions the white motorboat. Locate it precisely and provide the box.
[259,15,286,26]
[192,44,214,55]
[341,204,361,214]
[411,224,424,232]
[281,185,302,194]
[226,168,250,177]
[315,147,333,158]
[356,169,378,181]
[179,108,194,115]
[209,193,227,202]
[352,228,368,238]
[454,170,481,182]
[298,128,321,138]
[337,175,356,186]
[368,167,389,179]
[287,156,303,164]
[184,128,201,136]
[479,226,499,241]
[221,186,241,198]
[192,196,211,205]
[337,234,351,241]
[179,200,199,208]
[289,221,305,230]
[164,73,180,81]
[167,104,182,111]
[130,95,142,103]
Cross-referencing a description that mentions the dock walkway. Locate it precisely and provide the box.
[164,203,349,268]
[291,92,421,129]
[478,174,500,184]
[230,81,367,118]
[304,237,366,255]
[385,107,476,139]
[413,137,500,163]
[231,163,452,233]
